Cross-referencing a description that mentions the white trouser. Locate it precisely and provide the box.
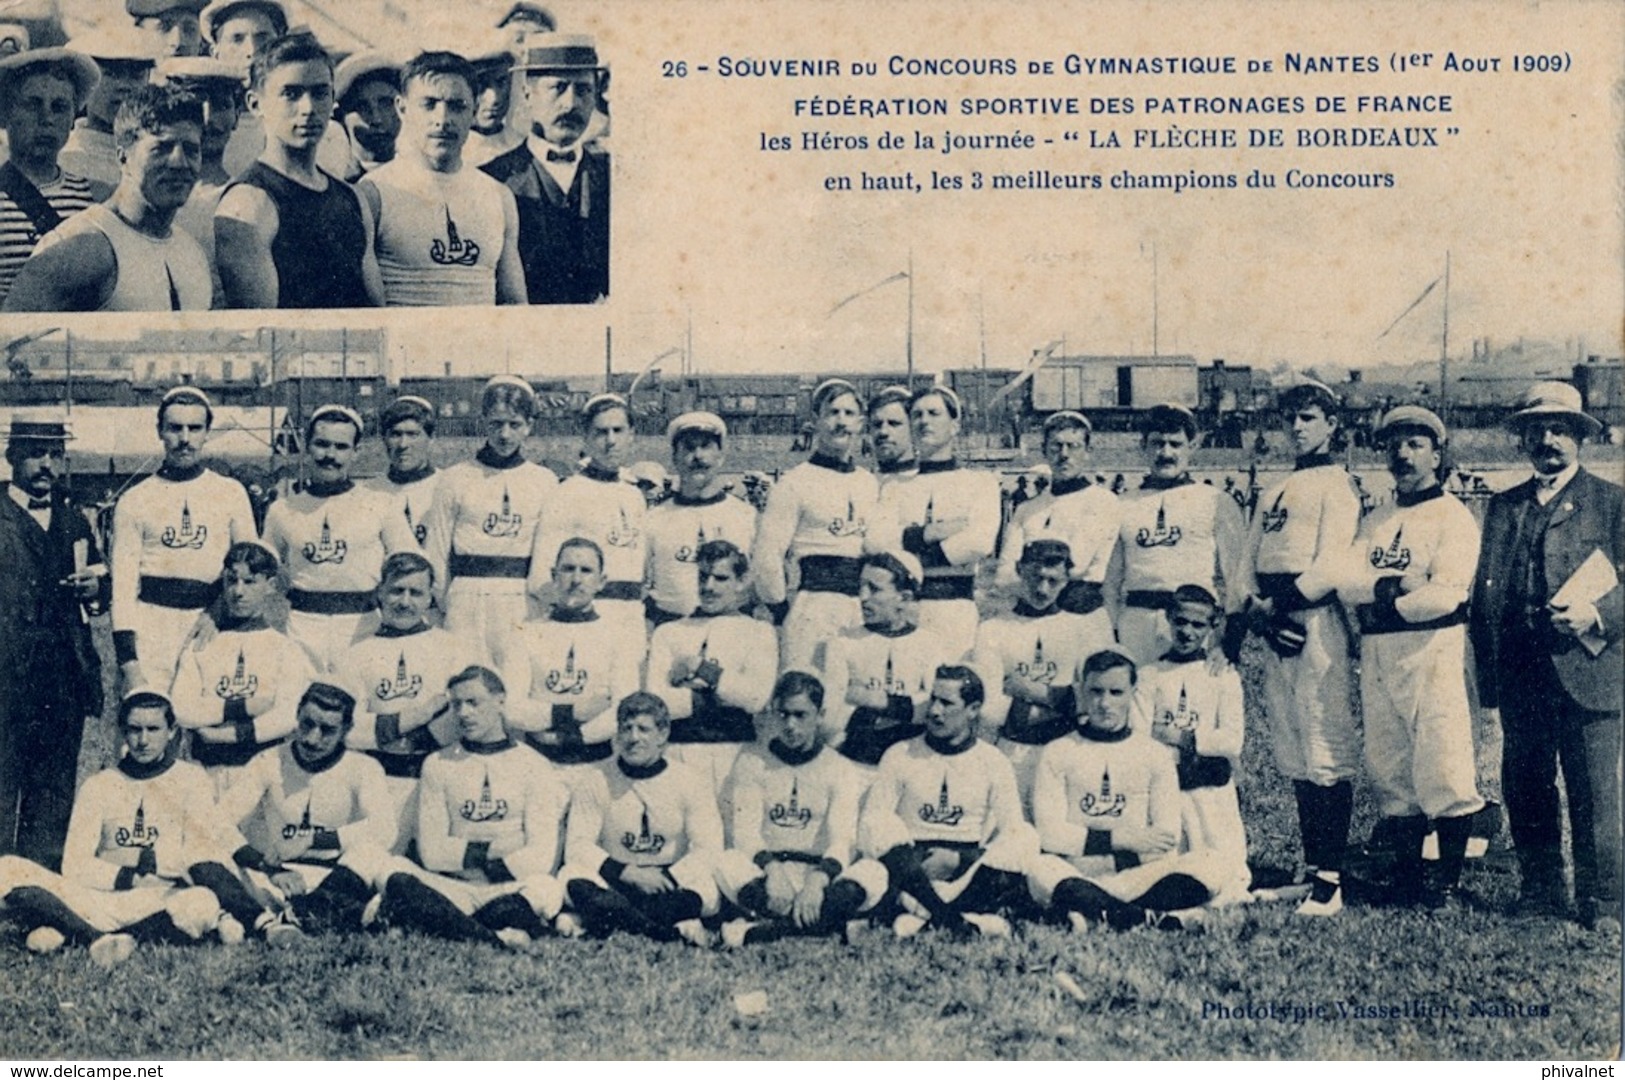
[714,849,887,911]
[1181,783,1252,903]
[1114,605,1168,667]
[559,850,723,917]
[1027,848,1228,906]
[1361,626,1484,820]
[915,596,978,664]
[782,591,860,674]
[443,577,527,667]
[0,855,219,937]
[123,599,207,690]
[286,609,375,674]
[1260,604,1359,785]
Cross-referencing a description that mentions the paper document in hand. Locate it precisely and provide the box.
[1550,548,1619,657]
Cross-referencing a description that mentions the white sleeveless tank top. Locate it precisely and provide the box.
[37,203,213,311]
[367,159,506,307]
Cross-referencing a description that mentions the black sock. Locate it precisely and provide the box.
[736,878,770,918]
[818,879,867,927]
[380,873,500,945]
[880,845,966,931]
[296,866,372,934]
[6,886,103,945]
[188,861,267,928]
[640,887,703,927]
[125,910,191,945]
[1322,781,1354,873]
[1293,780,1321,870]
[475,892,548,937]
[1134,873,1212,912]
[1052,877,1143,930]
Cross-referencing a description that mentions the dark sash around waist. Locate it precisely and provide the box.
[1058,580,1105,616]
[449,553,531,579]
[600,580,642,602]
[526,733,613,766]
[287,588,377,615]
[368,749,428,780]
[1124,589,1176,611]
[192,735,280,769]
[798,554,861,595]
[1358,603,1468,636]
[1255,573,1335,613]
[1177,753,1233,791]
[669,702,756,744]
[138,575,217,610]
[918,574,976,602]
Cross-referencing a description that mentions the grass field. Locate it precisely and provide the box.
[0,636,1618,1061]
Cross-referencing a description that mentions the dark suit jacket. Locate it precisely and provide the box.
[0,491,106,727]
[481,142,610,305]
[1470,467,1625,714]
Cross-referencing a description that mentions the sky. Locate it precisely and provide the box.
[31,0,1625,381]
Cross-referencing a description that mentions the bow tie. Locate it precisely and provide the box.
[26,496,50,510]
[546,148,578,164]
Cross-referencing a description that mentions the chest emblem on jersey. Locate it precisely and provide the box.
[303,515,348,564]
[827,497,867,539]
[483,487,523,538]
[1158,684,1199,733]
[621,807,667,856]
[404,503,427,546]
[769,779,814,829]
[215,649,259,700]
[1135,500,1183,548]
[544,644,589,695]
[866,652,924,700]
[1259,493,1289,534]
[1016,637,1058,682]
[114,799,158,848]
[461,772,509,823]
[429,207,481,267]
[376,653,423,701]
[1370,527,1412,572]
[918,777,965,827]
[282,799,332,842]
[1079,767,1127,818]
[606,505,640,548]
[675,523,710,564]
[160,501,209,550]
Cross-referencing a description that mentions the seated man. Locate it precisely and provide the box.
[561,693,723,945]
[716,672,885,946]
[1029,650,1228,931]
[169,541,316,791]
[216,682,395,937]
[501,538,640,770]
[821,552,942,771]
[646,540,777,804]
[338,552,481,855]
[0,692,267,966]
[372,666,569,947]
[858,665,1040,939]
[1136,586,1251,904]
[973,539,1116,814]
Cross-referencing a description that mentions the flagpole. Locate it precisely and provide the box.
[906,249,915,384]
[1438,251,1451,411]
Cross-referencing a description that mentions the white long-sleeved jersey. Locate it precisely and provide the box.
[646,613,777,742]
[365,468,442,549]
[61,758,228,890]
[498,609,643,765]
[1032,727,1181,863]
[752,456,878,605]
[416,739,568,881]
[1133,655,1245,780]
[564,757,724,872]
[728,739,861,869]
[643,491,758,618]
[996,479,1121,590]
[1339,486,1480,633]
[217,743,395,865]
[169,624,317,768]
[861,735,1027,855]
[421,452,558,590]
[1112,478,1247,604]
[973,603,1114,745]
[1235,456,1363,610]
[336,624,483,776]
[529,467,647,597]
[263,483,417,598]
[821,624,949,766]
[877,460,1001,596]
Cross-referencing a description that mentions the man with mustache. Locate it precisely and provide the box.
[358,51,524,307]
[110,387,256,694]
[260,405,416,670]
[1109,403,1247,665]
[0,45,99,307]
[215,32,383,309]
[866,385,917,484]
[1337,406,1484,911]
[1471,382,1623,930]
[480,33,609,305]
[6,84,212,312]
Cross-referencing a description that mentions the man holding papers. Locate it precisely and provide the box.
[1470,382,1623,930]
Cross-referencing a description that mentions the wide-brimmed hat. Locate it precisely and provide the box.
[334,51,398,102]
[0,47,100,109]
[6,410,74,442]
[1507,380,1602,438]
[152,55,242,87]
[69,23,159,65]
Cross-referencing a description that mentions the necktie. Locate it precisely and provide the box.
[546,148,578,164]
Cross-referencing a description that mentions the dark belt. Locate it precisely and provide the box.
[191,735,278,769]
[918,575,976,602]
[1358,604,1468,636]
[999,703,1074,746]
[799,554,861,595]
[1256,572,1334,613]
[1058,580,1105,616]
[1124,589,1176,611]
[837,714,922,768]
[600,580,642,602]
[138,575,216,610]
[449,553,531,579]
[669,703,756,744]
[368,750,427,780]
[644,596,689,627]
[287,588,376,616]
[1177,754,1233,791]
[526,733,612,766]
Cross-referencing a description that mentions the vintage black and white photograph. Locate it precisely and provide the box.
[0,0,1618,1063]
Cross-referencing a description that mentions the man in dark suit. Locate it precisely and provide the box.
[1470,382,1623,929]
[0,413,108,871]
[480,33,608,305]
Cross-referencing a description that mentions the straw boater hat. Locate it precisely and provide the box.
[1506,381,1602,438]
[6,410,74,442]
[333,51,399,103]
[199,0,288,44]
[127,0,209,16]
[151,55,242,88]
[0,47,100,110]
[1373,404,1448,445]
